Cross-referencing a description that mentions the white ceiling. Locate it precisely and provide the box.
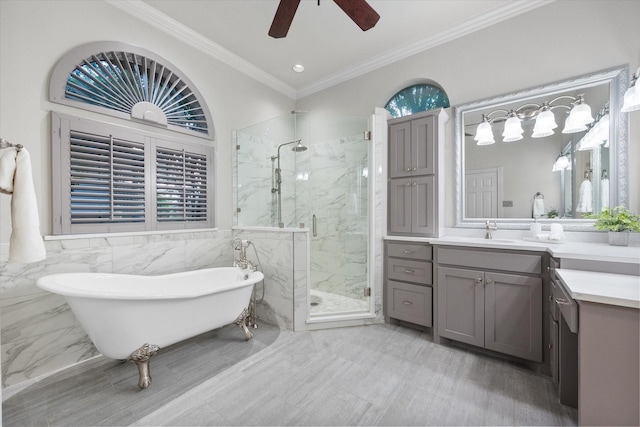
[112,0,553,99]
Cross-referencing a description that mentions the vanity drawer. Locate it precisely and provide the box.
[387,258,432,285]
[388,280,432,327]
[437,247,542,275]
[553,278,578,333]
[549,257,560,281]
[387,242,432,260]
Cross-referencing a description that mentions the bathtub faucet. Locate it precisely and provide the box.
[233,238,256,271]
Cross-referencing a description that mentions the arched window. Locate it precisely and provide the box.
[50,41,214,140]
[385,83,450,118]
[49,42,215,235]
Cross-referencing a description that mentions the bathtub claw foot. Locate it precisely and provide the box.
[234,308,253,341]
[129,343,160,389]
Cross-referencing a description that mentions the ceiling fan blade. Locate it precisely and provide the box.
[333,0,380,32]
[269,0,301,39]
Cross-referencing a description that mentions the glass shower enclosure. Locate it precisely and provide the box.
[235,111,371,318]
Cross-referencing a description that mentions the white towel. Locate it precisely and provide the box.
[576,179,593,213]
[532,198,545,218]
[0,147,46,263]
[600,178,609,212]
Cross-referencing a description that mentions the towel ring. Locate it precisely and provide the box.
[0,138,23,152]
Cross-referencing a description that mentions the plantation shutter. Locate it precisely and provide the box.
[53,114,214,235]
[155,144,210,225]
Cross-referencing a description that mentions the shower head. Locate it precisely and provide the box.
[291,141,307,152]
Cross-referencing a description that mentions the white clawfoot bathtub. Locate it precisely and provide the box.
[37,267,264,388]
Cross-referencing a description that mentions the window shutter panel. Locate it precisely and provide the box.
[69,130,146,224]
[156,146,209,223]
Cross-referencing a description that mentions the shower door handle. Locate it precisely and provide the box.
[312,214,317,237]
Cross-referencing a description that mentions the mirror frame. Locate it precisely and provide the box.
[454,65,629,230]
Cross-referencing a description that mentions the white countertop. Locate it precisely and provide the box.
[384,235,640,265]
[555,269,640,309]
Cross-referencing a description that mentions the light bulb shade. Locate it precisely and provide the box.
[562,112,587,134]
[502,116,523,142]
[568,102,594,126]
[532,109,557,138]
[552,155,570,171]
[474,121,495,145]
[621,84,640,112]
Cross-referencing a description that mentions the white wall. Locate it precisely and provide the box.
[0,0,295,244]
[0,0,295,393]
[296,0,640,224]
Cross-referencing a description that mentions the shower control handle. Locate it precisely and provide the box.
[312,214,317,237]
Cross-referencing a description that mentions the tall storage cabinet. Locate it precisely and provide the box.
[388,109,448,237]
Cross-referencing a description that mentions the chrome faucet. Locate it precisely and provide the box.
[233,238,256,271]
[485,220,497,239]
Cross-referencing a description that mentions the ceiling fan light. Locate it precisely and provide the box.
[502,115,523,142]
[474,120,495,145]
[621,83,640,112]
[532,110,557,138]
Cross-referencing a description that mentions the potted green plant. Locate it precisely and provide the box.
[586,206,640,246]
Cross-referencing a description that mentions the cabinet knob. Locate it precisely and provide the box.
[547,266,551,272]
[486,278,493,284]
[475,277,483,283]
[402,301,413,305]
[405,182,410,187]
[412,182,417,186]
[406,168,411,172]
[548,343,553,350]
[412,167,417,171]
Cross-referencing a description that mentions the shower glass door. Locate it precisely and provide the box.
[302,115,371,317]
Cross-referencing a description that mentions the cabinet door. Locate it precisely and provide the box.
[389,178,412,234]
[389,121,412,178]
[412,175,435,235]
[412,115,436,175]
[484,272,542,362]
[550,313,559,387]
[437,267,484,347]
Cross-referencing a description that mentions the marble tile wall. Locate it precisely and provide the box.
[304,134,369,302]
[235,133,302,228]
[232,228,307,331]
[0,229,233,390]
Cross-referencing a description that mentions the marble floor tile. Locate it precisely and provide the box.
[3,323,577,427]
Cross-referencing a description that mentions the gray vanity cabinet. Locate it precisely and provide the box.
[436,247,543,362]
[389,175,435,235]
[384,241,433,327]
[388,109,447,237]
[389,114,435,178]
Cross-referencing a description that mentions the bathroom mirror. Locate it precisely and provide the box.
[455,66,629,230]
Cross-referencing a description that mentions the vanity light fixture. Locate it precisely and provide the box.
[474,115,495,145]
[576,103,610,151]
[502,111,524,142]
[551,154,570,172]
[473,94,594,145]
[621,67,640,112]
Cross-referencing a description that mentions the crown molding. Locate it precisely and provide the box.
[107,0,553,101]
[105,0,297,99]
[296,0,554,99]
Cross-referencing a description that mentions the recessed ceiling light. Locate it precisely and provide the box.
[292,64,305,73]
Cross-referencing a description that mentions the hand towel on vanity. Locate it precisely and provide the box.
[549,223,564,241]
[532,198,545,218]
[0,147,46,263]
[600,178,609,212]
[576,179,593,213]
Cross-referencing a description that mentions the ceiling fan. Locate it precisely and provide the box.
[269,0,380,39]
